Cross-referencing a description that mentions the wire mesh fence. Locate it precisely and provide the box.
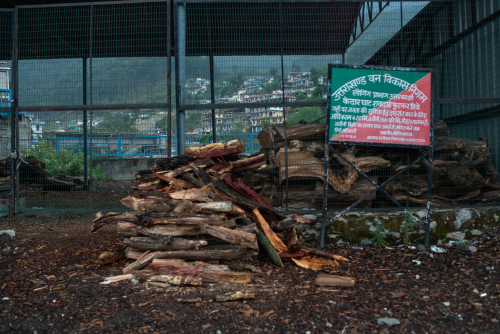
[1,1,499,224]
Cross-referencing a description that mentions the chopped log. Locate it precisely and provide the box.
[155,155,190,172]
[286,228,301,253]
[163,165,193,179]
[256,230,283,267]
[117,222,206,237]
[98,247,128,265]
[173,200,195,213]
[137,212,224,226]
[156,248,258,261]
[169,187,212,202]
[229,154,266,173]
[121,196,177,212]
[482,191,500,203]
[316,274,355,287]
[148,263,204,274]
[152,259,189,266]
[234,223,258,235]
[183,173,219,201]
[185,139,246,159]
[291,256,338,271]
[313,178,378,209]
[191,164,285,222]
[481,161,500,190]
[191,202,233,214]
[127,249,145,260]
[202,270,252,284]
[219,173,274,209]
[151,170,195,189]
[123,251,161,274]
[431,137,491,166]
[137,176,160,188]
[302,246,349,262]
[206,225,258,250]
[91,212,139,232]
[434,120,449,138]
[101,274,136,285]
[128,236,208,251]
[151,259,225,269]
[177,291,255,303]
[147,274,202,286]
[252,209,288,253]
[228,204,250,217]
[273,215,310,232]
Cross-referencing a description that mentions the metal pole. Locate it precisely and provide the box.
[12,7,19,218]
[175,3,186,155]
[279,0,288,212]
[167,0,172,157]
[400,2,404,67]
[210,55,216,143]
[89,5,93,197]
[83,57,88,185]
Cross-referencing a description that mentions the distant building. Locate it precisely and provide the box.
[31,119,45,139]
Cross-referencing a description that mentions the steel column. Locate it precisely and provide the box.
[175,2,187,155]
[83,57,88,185]
[167,0,172,157]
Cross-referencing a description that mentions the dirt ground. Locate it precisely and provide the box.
[0,218,499,334]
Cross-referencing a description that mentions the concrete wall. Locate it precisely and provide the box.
[93,157,157,181]
[0,115,32,158]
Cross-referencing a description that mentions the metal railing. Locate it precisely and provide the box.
[0,89,11,107]
[20,133,260,158]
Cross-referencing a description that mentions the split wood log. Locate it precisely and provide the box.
[316,274,355,287]
[183,173,219,201]
[234,224,258,235]
[219,173,274,209]
[19,156,76,191]
[206,225,258,250]
[173,200,195,213]
[121,196,177,212]
[191,164,285,222]
[286,228,302,253]
[302,246,349,262]
[431,137,491,166]
[91,212,139,232]
[177,291,255,303]
[117,222,206,237]
[482,191,500,203]
[291,256,338,271]
[184,139,246,159]
[191,202,233,214]
[98,247,128,265]
[272,215,310,232]
[482,161,500,190]
[313,178,378,208]
[151,170,195,189]
[123,251,161,274]
[128,236,208,251]
[434,120,449,138]
[137,212,223,226]
[278,251,306,259]
[229,154,266,173]
[169,187,212,202]
[127,249,145,260]
[202,270,252,284]
[101,274,136,285]
[155,155,190,172]
[137,176,160,188]
[147,274,202,286]
[256,230,283,267]
[156,248,258,261]
[151,259,225,269]
[252,209,288,253]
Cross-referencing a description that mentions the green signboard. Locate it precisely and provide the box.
[327,65,432,147]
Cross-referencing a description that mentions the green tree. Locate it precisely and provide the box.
[287,107,325,124]
[224,118,248,135]
[97,111,138,134]
[262,119,272,127]
[311,84,327,98]
[291,62,301,73]
[268,67,279,78]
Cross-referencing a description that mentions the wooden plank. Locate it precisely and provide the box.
[117,222,206,237]
[316,274,355,287]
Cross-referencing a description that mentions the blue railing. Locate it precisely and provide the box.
[20,134,260,158]
[0,89,11,107]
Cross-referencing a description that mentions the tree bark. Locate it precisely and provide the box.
[117,222,207,237]
[184,139,246,159]
[121,196,177,212]
[205,225,258,250]
[252,209,288,253]
[202,270,252,284]
[177,291,255,303]
[256,230,283,267]
[156,248,258,261]
[191,202,233,214]
[128,236,208,251]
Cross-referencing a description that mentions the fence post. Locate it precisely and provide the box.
[118,137,122,159]
[55,138,59,151]
[250,134,254,154]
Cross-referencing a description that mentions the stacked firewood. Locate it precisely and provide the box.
[255,120,500,209]
[92,140,348,286]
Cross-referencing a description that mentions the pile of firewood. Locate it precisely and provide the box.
[256,120,500,209]
[91,140,348,286]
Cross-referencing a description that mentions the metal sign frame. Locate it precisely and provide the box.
[319,64,435,248]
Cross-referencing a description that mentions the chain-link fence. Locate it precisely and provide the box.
[1,1,499,224]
